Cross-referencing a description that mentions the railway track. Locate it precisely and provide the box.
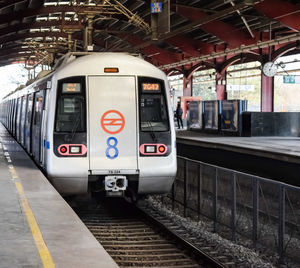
[74,198,227,268]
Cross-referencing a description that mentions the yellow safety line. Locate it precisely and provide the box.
[9,166,56,268]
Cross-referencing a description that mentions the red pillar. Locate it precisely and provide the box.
[183,75,192,96]
[261,74,274,112]
[216,84,227,100]
[216,73,227,100]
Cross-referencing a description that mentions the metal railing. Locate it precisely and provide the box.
[164,156,300,265]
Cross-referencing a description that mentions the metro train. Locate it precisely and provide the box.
[0,52,177,199]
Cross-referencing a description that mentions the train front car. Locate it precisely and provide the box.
[47,53,177,198]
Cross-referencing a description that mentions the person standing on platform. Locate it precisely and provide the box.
[176,102,183,129]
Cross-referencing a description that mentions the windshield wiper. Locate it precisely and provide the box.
[70,113,80,141]
[65,113,80,143]
[147,121,157,142]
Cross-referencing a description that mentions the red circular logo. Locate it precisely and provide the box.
[101,110,125,134]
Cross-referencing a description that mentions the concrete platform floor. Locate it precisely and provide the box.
[176,130,300,186]
[176,130,300,164]
[0,125,118,268]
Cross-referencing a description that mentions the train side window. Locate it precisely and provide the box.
[31,91,45,162]
[13,99,18,136]
[20,95,27,142]
[138,77,169,132]
[21,96,27,123]
[11,99,14,129]
[33,96,44,125]
[55,77,86,133]
[2,101,5,125]
[3,101,6,125]
[16,97,22,139]
[8,100,12,129]
[25,93,34,150]
[17,97,22,123]
[26,94,34,127]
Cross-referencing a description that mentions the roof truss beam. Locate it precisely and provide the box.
[255,0,300,31]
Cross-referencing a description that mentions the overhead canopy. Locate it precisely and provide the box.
[0,0,299,69]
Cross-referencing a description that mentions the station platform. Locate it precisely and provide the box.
[176,130,300,186]
[0,125,118,268]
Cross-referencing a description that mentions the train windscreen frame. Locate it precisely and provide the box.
[138,77,169,132]
[55,76,86,133]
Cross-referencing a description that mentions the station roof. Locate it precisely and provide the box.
[0,0,299,70]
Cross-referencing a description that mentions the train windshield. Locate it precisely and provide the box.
[55,77,86,133]
[138,77,169,132]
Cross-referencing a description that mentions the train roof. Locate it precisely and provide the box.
[54,52,167,79]
[2,52,168,101]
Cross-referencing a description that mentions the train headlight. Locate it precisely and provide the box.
[145,145,156,153]
[158,145,166,153]
[70,146,81,154]
[60,146,67,154]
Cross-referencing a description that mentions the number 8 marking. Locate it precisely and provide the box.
[106,137,119,159]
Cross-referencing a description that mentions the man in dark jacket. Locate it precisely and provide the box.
[175,103,183,129]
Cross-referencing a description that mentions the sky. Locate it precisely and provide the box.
[0,64,28,100]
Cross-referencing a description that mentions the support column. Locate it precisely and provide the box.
[67,32,72,52]
[261,74,274,112]
[216,84,227,100]
[216,73,227,100]
[183,75,192,96]
[84,16,94,51]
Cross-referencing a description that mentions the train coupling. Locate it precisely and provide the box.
[105,176,128,197]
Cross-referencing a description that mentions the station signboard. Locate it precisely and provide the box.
[283,75,300,84]
[151,2,162,13]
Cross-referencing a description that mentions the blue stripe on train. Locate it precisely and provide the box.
[44,140,50,149]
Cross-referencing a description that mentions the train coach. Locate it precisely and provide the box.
[0,52,177,199]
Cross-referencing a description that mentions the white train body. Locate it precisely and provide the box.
[0,53,177,197]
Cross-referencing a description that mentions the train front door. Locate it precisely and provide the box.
[87,76,138,175]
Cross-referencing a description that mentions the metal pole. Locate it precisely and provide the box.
[231,172,237,242]
[278,185,285,264]
[84,16,93,51]
[252,178,258,249]
[213,168,218,233]
[68,32,72,52]
[184,160,188,217]
[229,0,254,38]
[88,17,93,47]
[172,179,175,211]
[84,25,88,51]
[197,164,202,220]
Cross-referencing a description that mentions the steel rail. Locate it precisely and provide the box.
[135,203,227,268]
[76,200,202,268]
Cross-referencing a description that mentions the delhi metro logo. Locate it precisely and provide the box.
[101,110,125,134]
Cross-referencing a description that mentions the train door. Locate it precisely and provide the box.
[31,91,45,163]
[3,101,7,126]
[16,97,22,140]
[4,101,7,127]
[87,76,138,173]
[40,90,49,167]
[5,100,10,129]
[10,100,14,131]
[12,100,16,135]
[25,93,34,152]
[20,95,27,146]
[8,100,12,131]
[13,99,18,137]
